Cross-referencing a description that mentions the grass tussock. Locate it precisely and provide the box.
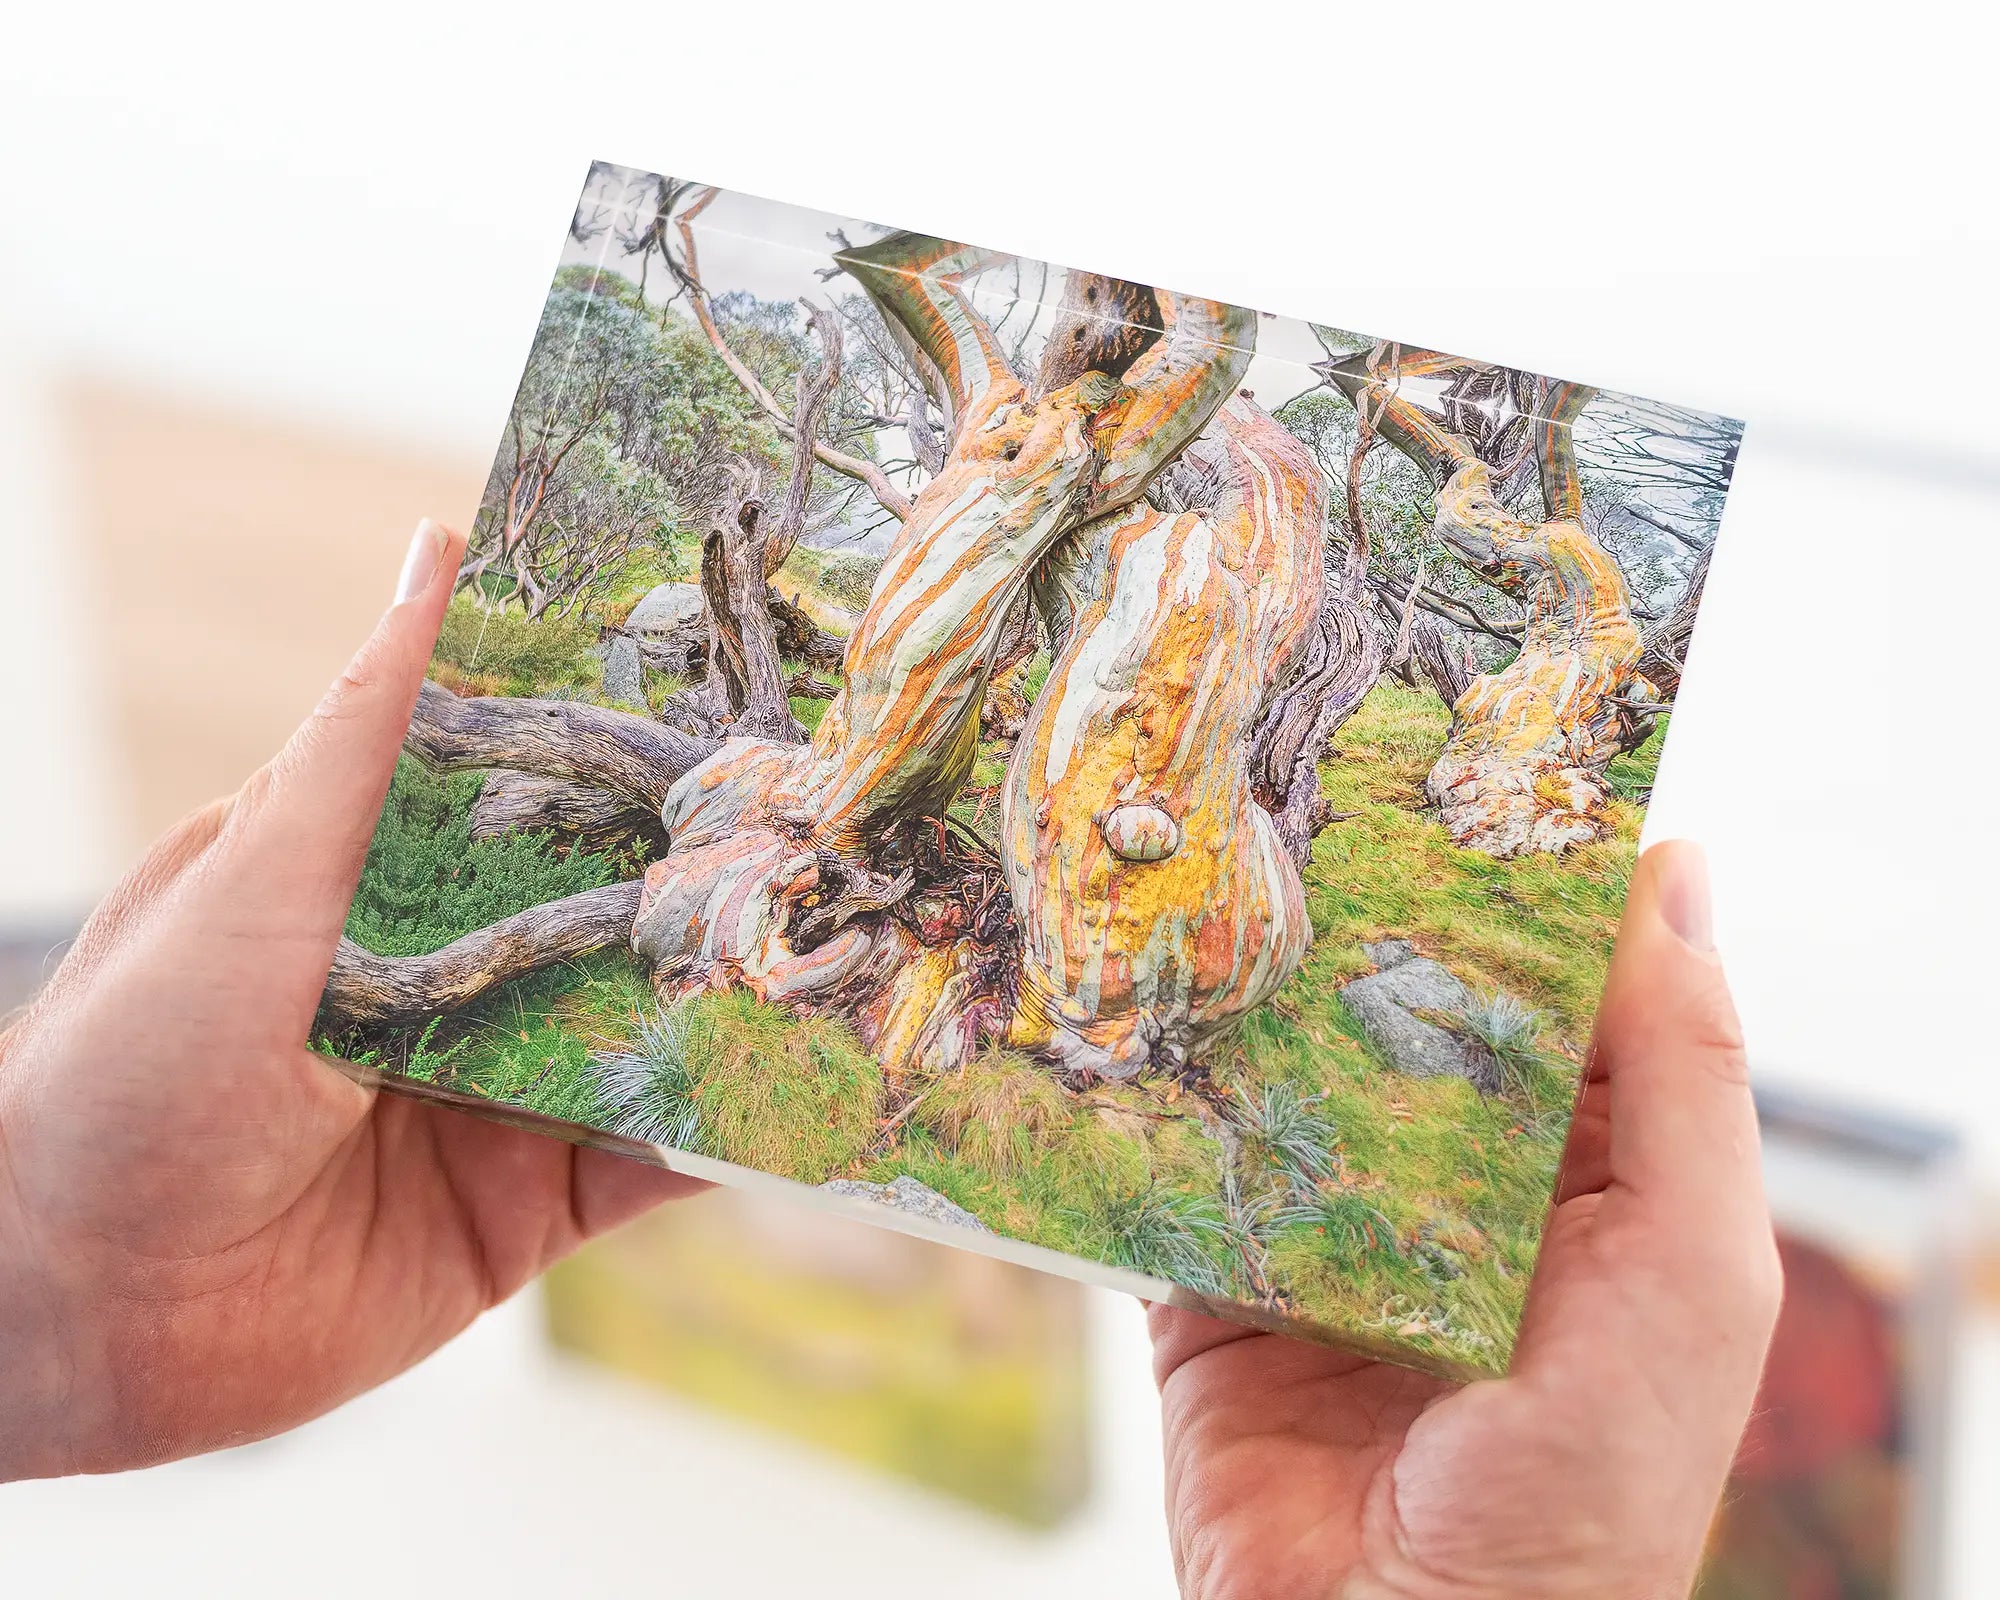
[671,990,884,1182]
[916,1046,1073,1177]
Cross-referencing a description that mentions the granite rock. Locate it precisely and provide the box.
[820,1175,992,1232]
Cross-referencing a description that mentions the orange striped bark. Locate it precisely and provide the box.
[1325,347,1650,856]
[1423,462,1649,856]
[630,259,1256,1074]
[1000,399,1325,1079]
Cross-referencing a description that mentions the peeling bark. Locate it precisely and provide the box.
[1035,272,1163,393]
[1249,573,1386,868]
[1423,461,1648,856]
[620,242,1254,1079]
[1001,399,1326,1079]
[370,239,1306,1090]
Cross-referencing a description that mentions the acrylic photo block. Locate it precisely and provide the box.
[318,161,1742,1379]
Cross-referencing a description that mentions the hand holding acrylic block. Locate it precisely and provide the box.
[0,168,1768,1523]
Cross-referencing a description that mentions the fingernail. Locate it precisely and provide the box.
[1655,840,1714,951]
[394,519,448,605]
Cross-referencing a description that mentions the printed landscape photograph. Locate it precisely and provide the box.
[316,162,1742,1375]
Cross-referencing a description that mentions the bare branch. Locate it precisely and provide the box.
[407,680,718,812]
[674,188,912,521]
[323,882,644,1027]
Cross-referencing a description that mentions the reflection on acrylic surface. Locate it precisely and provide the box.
[319,160,1742,1375]
[543,1188,1087,1525]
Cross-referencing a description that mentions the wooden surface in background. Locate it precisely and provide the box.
[56,376,483,851]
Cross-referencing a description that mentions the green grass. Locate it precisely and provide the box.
[664,990,884,1181]
[790,690,833,734]
[432,596,602,697]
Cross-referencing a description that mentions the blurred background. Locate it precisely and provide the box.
[2,5,1996,1594]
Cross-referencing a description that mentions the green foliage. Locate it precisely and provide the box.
[1272,389,1516,629]
[433,596,602,695]
[466,270,793,623]
[397,1017,470,1085]
[345,757,618,958]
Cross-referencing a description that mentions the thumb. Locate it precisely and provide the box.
[198,519,464,979]
[1592,840,1769,1248]
[1514,839,1781,1376]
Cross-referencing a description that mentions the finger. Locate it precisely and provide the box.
[567,1147,713,1238]
[1148,1303,1269,1389]
[1550,1062,1609,1206]
[193,521,464,992]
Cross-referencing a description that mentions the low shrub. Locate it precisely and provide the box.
[345,757,619,957]
[434,596,601,692]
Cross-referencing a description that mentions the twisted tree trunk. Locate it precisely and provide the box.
[1423,460,1648,855]
[328,226,1372,1092]
[1248,402,1385,868]
[625,237,1256,1075]
[1003,399,1331,1078]
[1323,347,1651,856]
[691,464,807,743]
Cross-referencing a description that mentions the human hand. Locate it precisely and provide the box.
[1150,840,1780,1599]
[0,520,702,1481]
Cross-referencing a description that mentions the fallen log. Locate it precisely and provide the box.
[322,880,645,1027]
[469,773,670,857]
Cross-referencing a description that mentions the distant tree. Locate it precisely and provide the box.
[462,268,779,619]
